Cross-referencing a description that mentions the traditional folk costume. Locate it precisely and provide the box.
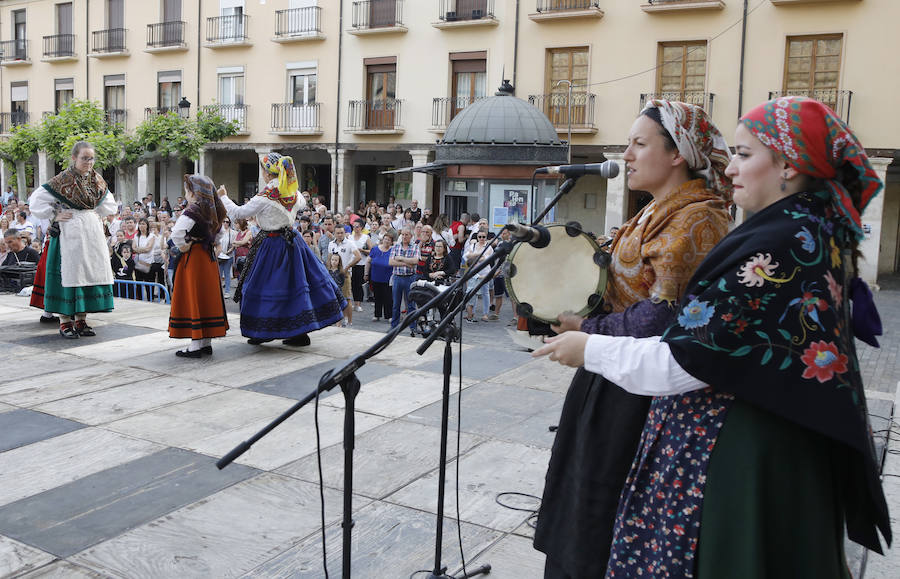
[593,98,891,576]
[222,153,344,345]
[168,175,229,356]
[534,101,733,578]
[29,168,117,337]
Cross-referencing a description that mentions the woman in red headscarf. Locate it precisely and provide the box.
[168,174,229,357]
[536,97,891,576]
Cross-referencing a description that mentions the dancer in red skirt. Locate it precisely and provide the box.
[168,174,229,357]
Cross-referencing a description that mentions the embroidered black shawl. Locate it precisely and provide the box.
[661,190,890,551]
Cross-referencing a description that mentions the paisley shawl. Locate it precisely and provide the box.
[43,168,108,210]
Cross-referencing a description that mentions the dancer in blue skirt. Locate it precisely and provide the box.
[218,152,345,346]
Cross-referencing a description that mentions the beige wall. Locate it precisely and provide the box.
[1,0,898,275]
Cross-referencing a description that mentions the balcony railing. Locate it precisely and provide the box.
[536,0,600,11]
[431,96,485,130]
[144,106,180,119]
[147,21,185,48]
[438,0,494,21]
[529,93,597,130]
[639,91,715,116]
[352,0,404,29]
[768,89,853,124]
[204,104,248,133]
[271,102,321,133]
[43,34,75,58]
[348,99,403,131]
[0,112,31,133]
[0,39,29,62]
[92,28,127,53]
[275,6,323,37]
[105,109,127,126]
[206,14,249,44]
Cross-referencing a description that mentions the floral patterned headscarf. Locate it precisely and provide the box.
[641,99,733,203]
[259,152,299,209]
[741,96,882,240]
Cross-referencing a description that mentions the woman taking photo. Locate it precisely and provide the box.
[349,219,371,313]
[532,100,733,578]
[232,218,252,277]
[536,96,891,576]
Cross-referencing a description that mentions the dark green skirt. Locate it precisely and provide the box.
[698,400,851,579]
[42,236,114,316]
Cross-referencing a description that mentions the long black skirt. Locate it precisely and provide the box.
[533,367,651,578]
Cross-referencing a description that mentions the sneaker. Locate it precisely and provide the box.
[223,292,230,299]
[488,314,499,321]
[355,305,363,312]
[340,320,348,327]
[465,317,477,323]
[372,317,381,322]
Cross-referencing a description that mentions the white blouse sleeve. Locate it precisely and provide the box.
[221,194,268,221]
[27,187,57,220]
[96,191,119,217]
[171,215,196,250]
[583,334,708,396]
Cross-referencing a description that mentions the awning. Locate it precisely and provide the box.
[381,162,448,175]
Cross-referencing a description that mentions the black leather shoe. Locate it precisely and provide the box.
[282,333,311,347]
[247,338,273,345]
[59,324,79,339]
[74,321,96,337]
[200,345,213,355]
[175,349,202,358]
[40,314,60,324]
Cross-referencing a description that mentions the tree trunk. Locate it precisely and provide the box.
[16,160,27,202]
[117,164,138,206]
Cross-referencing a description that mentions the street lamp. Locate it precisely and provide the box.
[178,97,191,119]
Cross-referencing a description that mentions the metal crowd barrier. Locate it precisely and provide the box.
[113,280,171,304]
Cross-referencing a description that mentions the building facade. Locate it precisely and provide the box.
[0,0,898,282]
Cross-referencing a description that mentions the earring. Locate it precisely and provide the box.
[780,173,787,192]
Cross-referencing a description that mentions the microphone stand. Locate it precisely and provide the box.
[216,175,580,579]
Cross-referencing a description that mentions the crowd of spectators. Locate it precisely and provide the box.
[1,184,519,329]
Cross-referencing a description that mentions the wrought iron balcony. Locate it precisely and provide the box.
[206,14,249,44]
[92,28,127,53]
[348,99,403,132]
[43,34,76,58]
[203,104,248,133]
[529,93,597,131]
[105,109,127,127]
[275,6,323,38]
[144,107,180,119]
[431,96,485,130]
[351,0,405,30]
[147,21,186,49]
[0,39,29,63]
[437,0,495,22]
[536,0,600,12]
[768,89,852,123]
[271,103,322,134]
[0,111,31,133]
[639,91,715,116]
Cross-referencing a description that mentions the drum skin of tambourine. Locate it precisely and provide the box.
[505,224,608,325]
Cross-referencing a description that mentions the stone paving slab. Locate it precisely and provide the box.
[0,409,85,452]
[489,356,578,394]
[33,375,226,426]
[58,331,180,362]
[241,359,399,401]
[465,533,546,578]
[189,404,389,471]
[279,419,486,500]
[406,382,565,449]
[387,440,551,534]
[16,560,109,578]
[68,473,350,579]
[0,402,14,414]
[0,351,93,383]
[242,499,501,579]
[0,535,54,577]
[1,364,163,408]
[415,346,535,381]
[11,322,157,350]
[321,369,478,420]
[0,448,258,558]
[0,428,164,507]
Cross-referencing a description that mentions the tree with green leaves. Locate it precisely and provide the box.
[0,100,238,204]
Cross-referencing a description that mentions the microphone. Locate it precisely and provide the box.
[535,161,620,179]
[505,223,551,249]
